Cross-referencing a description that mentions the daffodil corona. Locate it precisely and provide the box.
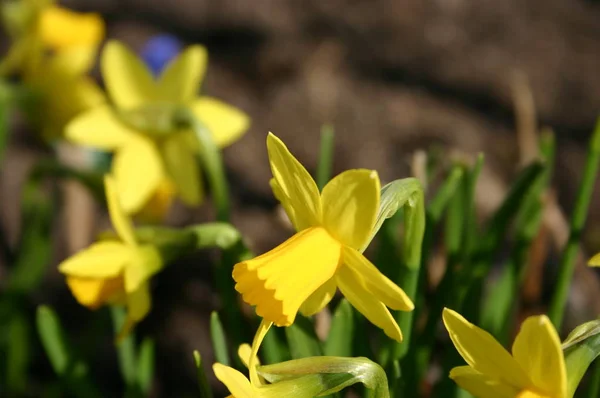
[66,40,250,218]
[233,133,414,342]
[58,176,163,338]
[443,308,567,398]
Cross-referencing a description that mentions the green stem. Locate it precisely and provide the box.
[175,108,230,222]
[316,124,335,190]
[549,120,600,329]
[588,360,600,398]
[193,351,214,398]
[110,307,137,389]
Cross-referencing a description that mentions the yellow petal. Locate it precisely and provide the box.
[161,135,203,205]
[123,245,163,294]
[442,308,531,388]
[39,6,104,50]
[116,282,152,340]
[157,45,207,103]
[66,275,125,310]
[516,390,548,398]
[299,277,337,317]
[512,315,566,397]
[321,169,380,250]
[266,133,321,231]
[335,265,402,342]
[105,175,137,246]
[134,179,177,223]
[66,105,135,150]
[191,97,250,148]
[112,137,164,214]
[101,40,157,110]
[47,46,98,77]
[213,363,254,398]
[342,246,413,311]
[58,241,131,277]
[249,320,272,387]
[270,178,297,227]
[589,252,600,266]
[238,344,254,369]
[233,227,341,326]
[450,366,519,398]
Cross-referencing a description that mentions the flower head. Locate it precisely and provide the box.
[1,0,105,138]
[232,133,413,342]
[58,175,163,337]
[443,308,567,398]
[66,40,250,217]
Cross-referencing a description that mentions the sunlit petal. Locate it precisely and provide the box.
[233,227,341,326]
[161,135,203,205]
[66,105,135,150]
[101,40,157,110]
[112,137,164,214]
[321,169,380,250]
[39,6,104,50]
[58,241,131,277]
[512,315,567,397]
[213,364,254,398]
[442,308,531,388]
[266,133,321,231]
[66,276,124,310]
[336,265,402,342]
[105,175,138,246]
[190,97,250,148]
[47,46,98,76]
[123,246,163,294]
[157,45,207,103]
[342,246,413,311]
[450,366,519,398]
[299,277,337,317]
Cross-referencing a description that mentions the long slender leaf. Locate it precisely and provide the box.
[324,299,354,357]
[210,311,230,366]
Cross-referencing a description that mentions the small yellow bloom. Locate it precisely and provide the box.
[233,133,413,342]
[443,308,567,398]
[66,40,250,216]
[1,0,105,138]
[58,175,163,337]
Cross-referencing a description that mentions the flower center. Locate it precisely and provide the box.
[119,101,180,137]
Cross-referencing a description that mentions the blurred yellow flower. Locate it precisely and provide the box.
[443,308,567,398]
[233,133,413,342]
[58,175,163,338]
[67,40,250,217]
[1,0,105,138]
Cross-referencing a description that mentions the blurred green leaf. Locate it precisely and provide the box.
[193,351,213,398]
[0,83,7,164]
[285,314,323,359]
[316,124,335,190]
[136,338,155,396]
[261,326,290,365]
[6,312,29,395]
[111,307,137,388]
[564,322,600,397]
[210,311,230,366]
[324,299,354,357]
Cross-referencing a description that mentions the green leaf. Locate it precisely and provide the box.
[316,124,335,190]
[136,338,155,395]
[324,299,354,357]
[285,314,323,359]
[258,356,390,398]
[111,306,137,387]
[261,326,291,365]
[193,351,213,398]
[210,311,230,366]
[563,319,600,351]
[6,312,29,394]
[563,321,600,397]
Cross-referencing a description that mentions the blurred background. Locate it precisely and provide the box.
[3,0,600,396]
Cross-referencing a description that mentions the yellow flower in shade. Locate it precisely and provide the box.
[1,0,105,138]
[58,175,163,337]
[443,308,567,398]
[232,133,414,342]
[66,40,250,216]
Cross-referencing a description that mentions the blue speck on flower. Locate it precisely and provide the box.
[141,34,183,76]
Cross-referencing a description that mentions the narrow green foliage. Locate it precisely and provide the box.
[6,313,29,395]
[587,360,600,398]
[285,314,323,359]
[261,326,291,364]
[324,299,354,357]
[210,311,230,366]
[317,124,335,190]
[193,351,213,398]
[563,323,600,397]
[136,338,155,396]
[549,120,600,329]
[111,307,137,387]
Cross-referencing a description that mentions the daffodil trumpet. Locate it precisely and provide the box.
[443,308,567,398]
[67,40,250,219]
[233,133,416,342]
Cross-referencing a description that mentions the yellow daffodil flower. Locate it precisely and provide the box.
[58,175,163,337]
[443,308,567,398]
[66,40,250,217]
[232,133,413,342]
[1,0,105,139]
